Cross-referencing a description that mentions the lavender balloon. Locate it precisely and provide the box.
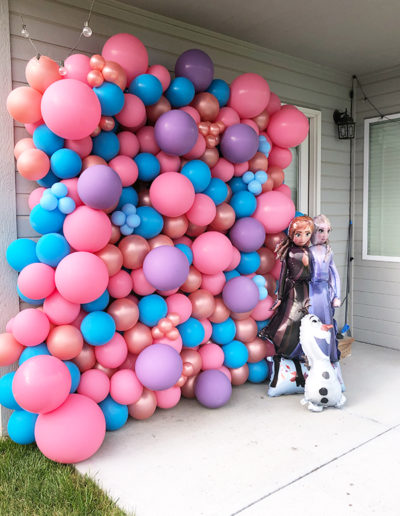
[230,217,266,252]
[195,369,232,408]
[143,245,190,291]
[220,124,259,163]
[135,344,183,391]
[77,165,122,210]
[175,49,214,92]
[154,110,198,156]
[222,275,259,313]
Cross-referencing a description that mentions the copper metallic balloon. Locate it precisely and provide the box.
[176,374,187,387]
[268,165,285,188]
[182,362,195,377]
[110,224,121,244]
[230,363,249,386]
[99,116,115,132]
[87,69,104,88]
[119,352,137,370]
[264,273,277,296]
[118,235,150,269]
[163,215,189,239]
[90,126,101,137]
[95,244,123,276]
[180,266,202,293]
[252,109,269,131]
[209,296,230,323]
[206,134,218,148]
[46,325,83,360]
[248,152,269,172]
[198,121,210,136]
[265,232,286,252]
[209,123,221,136]
[234,317,258,343]
[201,147,219,168]
[94,363,116,378]
[124,322,153,354]
[107,298,139,331]
[146,96,171,124]
[256,246,275,275]
[89,54,105,71]
[191,92,220,122]
[186,222,207,237]
[188,289,216,320]
[82,155,106,170]
[246,337,269,363]
[102,60,127,91]
[225,184,232,203]
[72,343,96,372]
[209,202,236,232]
[180,349,202,376]
[167,312,180,326]
[128,388,157,420]
[230,310,252,321]
[181,374,198,398]
[261,174,274,192]
[138,188,152,207]
[148,234,174,249]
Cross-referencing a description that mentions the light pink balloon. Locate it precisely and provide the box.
[65,136,93,158]
[211,158,234,182]
[241,118,259,134]
[186,193,217,226]
[63,206,111,252]
[25,119,44,135]
[95,332,128,369]
[201,272,226,295]
[108,270,133,298]
[218,365,232,381]
[110,369,143,405]
[251,295,275,321]
[149,172,195,217]
[253,191,296,234]
[183,133,206,160]
[229,73,270,118]
[64,54,91,84]
[153,335,183,353]
[268,146,292,168]
[180,106,201,124]
[43,290,81,326]
[199,343,224,370]
[157,151,181,173]
[60,178,82,207]
[275,183,292,198]
[148,64,171,91]
[131,268,156,296]
[226,247,241,271]
[28,187,46,210]
[166,293,192,323]
[118,131,140,157]
[192,231,233,275]
[12,308,50,347]
[7,86,42,124]
[155,386,181,409]
[17,262,55,300]
[77,368,110,403]
[115,93,146,129]
[108,155,138,187]
[215,107,240,127]
[102,33,149,83]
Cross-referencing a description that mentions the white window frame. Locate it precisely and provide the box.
[363,113,400,262]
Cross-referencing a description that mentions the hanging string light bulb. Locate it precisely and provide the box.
[21,24,30,38]
[82,21,93,38]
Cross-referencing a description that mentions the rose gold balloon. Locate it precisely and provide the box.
[148,234,174,249]
[146,96,171,124]
[206,134,218,148]
[128,388,157,420]
[163,215,189,239]
[82,155,106,170]
[167,313,180,326]
[189,289,216,320]
[89,54,105,71]
[265,232,286,252]
[191,92,219,122]
[119,352,137,370]
[198,121,210,136]
[151,326,164,339]
[47,325,83,360]
[264,273,277,296]
[246,337,269,363]
[72,343,96,372]
[201,147,219,168]
[167,328,179,340]
[180,349,202,376]
[268,165,285,188]
[107,298,139,331]
[102,61,127,91]
[230,310,252,321]
[138,188,152,207]
[235,317,258,343]
[209,123,220,136]
[257,247,275,274]
[216,121,225,133]
[95,244,123,276]
[209,297,230,323]
[124,322,153,354]
[119,235,150,269]
[87,69,104,88]
[110,224,121,244]
[176,374,187,387]
[99,116,115,132]
[182,362,195,377]
[252,109,269,131]
[186,222,207,237]
[230,364,249,385]
[180,266,202,293]
[248,152,269,172]
[261,175,274,192]
[209,203,236,232]
[181,374,198,398]
[94,363,116,378]
[91,126,101,137]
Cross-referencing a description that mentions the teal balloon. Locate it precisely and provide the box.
[181,160,211,193]
[6,238,38,272]
[64,361,81,393]
[51,148,82,179]
[222,340,249,368]
[82,289,110,312]
[36,233,70,266]
[229,191,257,218]
[99,395,128,431]
[37,170,58,187]
[8,410,38,445]
[80,311,116,346]
[207,79,230,107]
[129,74,163,106]
[135,206,163,239]
[93,81,125,116]
[92,131,120,161]
[17,286,44,306]
[248,360,270,383]
[165,77,195,108]
[134,153,160,182]
[203,178,228,206]
[19,343,50,365]
[138,294,168,327]
[177,318,205,348]
[30,204,65,234]
[33,124,64,155]
[236,251,261,274]
[211,318,236,345]
[175,243,193,265]
[0,372,20,410]
[117,187,138,209]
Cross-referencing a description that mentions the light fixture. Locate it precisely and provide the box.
[333,109,355,140]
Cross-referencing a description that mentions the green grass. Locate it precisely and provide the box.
[0,437,130,516]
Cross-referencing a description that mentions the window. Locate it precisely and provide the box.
[363,114,400,262]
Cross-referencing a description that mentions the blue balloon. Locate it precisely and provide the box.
[248,360,269,383]
[207,79,230,107]
[37,170,58,187]
[6,238,38,272]
[99,395,128,431]
[211,317,236,345]
[236,251,261,275]
[256,319,270,331]
[17,285,44,306]
[224,270,240,281]
[36,233,70,266]
[93,81,125,116]
[229,191,257,218]
[0,372,20,410]
[64,361,81,393]
[58,197,76,214]
[33,124,64,155]
[222,340,249,368]
[51,182,68,198]
[248,180,262,195]
[129,74,163,106]
[229,177,247,194]
[181,160,211,193]
[134,153,160,182]
[19,343,50,365]
[203,178,228,206]
[138,294,168,326]
[40,191,58,211]
[175,243,193,265]
[177,318,205,348]
[135,206,163,239]
[82,289,110,312]
[92,131,120,161]
[30,204,65,234]
[8,410,38,445]
[51,148,82,179]
[117,187,139,209]
[80,311,116,346]
[165,77,195,108]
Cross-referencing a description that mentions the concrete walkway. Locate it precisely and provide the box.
[76,342,400,516]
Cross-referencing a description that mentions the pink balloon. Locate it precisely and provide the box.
[226,247,241,271]
[199,343,225,370]
[241,118,260,134]
[153,335,183,353]
[77,369,110,403]
[110,369,143,405]
[267,106,309,148]
[115,93,146,129]
[63,206,111,252]
[43,290,80,325]
[266,92,281,115]
[118,131,140,157]
[149,172,195,217]
[192,231,233,275]
[25,119,44,135]
[233,162,249,177]
[253,191,296,233]
[108,270,133,298]
[137,126,160,154]
[166,293,192,323]
[173,236,192,247]
[268,146,292,168]
[95,332,128,369]
[201,272,226,295]
[108,155,138,187]
[35,393,106,463]
[275,183,292,198]
[18,262,55,300]
[64,54,91,84]
[131,268,156,296]
[28,187,46,210]
[55,252,109,304]
[199,319,212,343]
[13,355,71,413]
[60,178,83,207]
[65,136,93,158]
[102,33,149,83]
[157,151,181,173]
[183,133,207,160]
[7,86,42,124]
[12,308,50,347]
[148,64,171,91]
[215,107,240,127]
[186,193,216,226]
[229,73,271,118]
[155,386,181,409]
[180,106,201,124]
[251,295,275,321]
[211,158,234,182]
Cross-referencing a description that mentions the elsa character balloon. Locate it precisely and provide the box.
[309,214,341,362]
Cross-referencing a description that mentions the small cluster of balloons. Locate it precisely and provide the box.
[2,32,309,463]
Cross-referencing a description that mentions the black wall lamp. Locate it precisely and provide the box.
[333,109,355,140]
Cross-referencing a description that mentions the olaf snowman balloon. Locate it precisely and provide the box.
[299,314,346,412]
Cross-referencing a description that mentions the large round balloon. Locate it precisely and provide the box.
[143,245,189,291]
[149,172,195,217]
[192,231,233,275]
[154,110,198,156]
[135,344,183,391]
[229,217,266,252]
[253,191,296,234]
[194,369,232,408]
[77,165,122,210]
[267,106,309,148]
[175,49,214,92]
[222,276,260,313]
[102,33,149,83]
[220,124,259,163]
[229,73,270,118]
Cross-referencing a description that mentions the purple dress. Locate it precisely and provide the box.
[309,245,341,362]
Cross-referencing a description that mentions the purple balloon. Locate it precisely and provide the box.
[154,110,198,156]
[135,344,183,391]
[220,123,259,164]
[230,217,266,252]
[77,165,122,210]
[222,276,259,313]
[143,245,190,291]
[175,49,214,92]
[195,369,232,408]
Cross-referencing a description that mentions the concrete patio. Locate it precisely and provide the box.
[76,341,400,516]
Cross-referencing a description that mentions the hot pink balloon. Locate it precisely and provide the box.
[157,151,181,174]
[148,64,171,91]
[166,293,192,323]
[131,268,156,296]
[155,386,181,409]
[251,295,275,321]
[65,136,93,159]
[43,290,81,325]
[17,262,55,300]
[110,369,143,405]
[149,172,195,217]
[12,308,50,347]
[268,146,292,168]
[108,155,138,187]
[95,332,128,369]
[253,191,295,233]
[64,54,91,84]
[137,126,160,155]
[215,107,240,128]
[77,369,110,403]
[229,73,271,118]
[102,33,149,83]
[186,193,216,226]
[118,131,140,157]
[63,206,111,253]
[211,158,234,182]
[115,93,146,129]
[266,92,281,115]
[267,106,309,148]
[192,231,233,275]
[275,183,292,198]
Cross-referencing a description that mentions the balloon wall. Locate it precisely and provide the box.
[1,33,309,463]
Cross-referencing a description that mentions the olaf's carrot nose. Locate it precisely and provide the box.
[321,324,333,332]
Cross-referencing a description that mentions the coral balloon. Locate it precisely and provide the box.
[25,55,61,92]
[0,333,24,367]
[102,33,149,83]
[229,73,270,118]
[253,191,296,234]
[7,86,42,124]
[17,149,50,180]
